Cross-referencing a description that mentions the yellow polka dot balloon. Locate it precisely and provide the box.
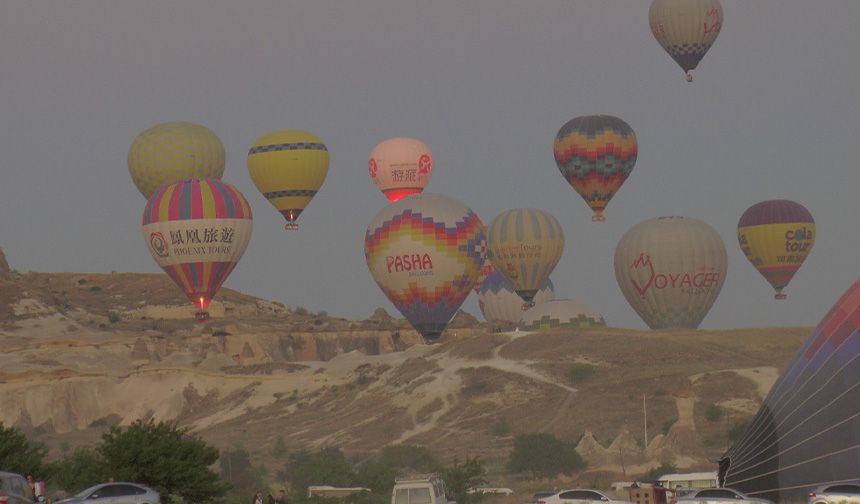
[128,122,225,198]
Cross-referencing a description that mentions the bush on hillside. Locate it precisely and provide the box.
[507,433,585,478]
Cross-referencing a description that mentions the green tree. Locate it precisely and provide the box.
[271,436,289,459]
[50,447,109,494]
[283,448,354,495]
[220,447,257,496]
[442,457,487,504]
[377,445,441,474]
[705,404,723,422]
[727,420,750,444]
[567,364,595,383]
[0,423,47,476]
[506,433,585,478]
[99,419,227,504]
[354,458,398,494]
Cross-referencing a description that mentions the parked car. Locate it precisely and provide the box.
[55,483,160,504]
[808,484,860,504]
[538,489,635,504]
[672,488,772,504]
[0,472,34,504]
[524,492,557,504]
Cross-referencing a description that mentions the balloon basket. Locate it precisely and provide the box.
[195,311,210,323]
[686,73,693,82]
[774,293,787,300]
[592,215,606,222]
[285,223,299,231]
[521,301,535,311]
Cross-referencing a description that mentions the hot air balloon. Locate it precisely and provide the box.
[737,200,815,300]
[553,115,638,222]
[128,122,225,199]
[520,299,606,331]
[368,138,433,202]
[720,277,860,502]
[247,130,329,230]
[141,178,253,321]
[486,208,565,308]
[649,0,723,82]
[472,225,494,294]
[364,193,485,342]
[614,216,726,329]
[478,271,554,324]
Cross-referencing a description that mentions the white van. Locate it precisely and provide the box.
[392,474,455,504]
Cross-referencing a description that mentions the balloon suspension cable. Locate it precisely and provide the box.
[592,214,606,222]
[775,293,787,300]
[686,73,693,82]
[285,222,299,231]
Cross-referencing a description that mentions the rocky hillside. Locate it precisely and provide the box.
[0,255,810,480]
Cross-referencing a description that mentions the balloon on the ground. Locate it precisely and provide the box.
[553,115,638,222]
[368,138,433,202]
[247,130,329,230]
[649,0,723,81]
[614,216,727,329]
[141,178,253,321]
[486,208,564,307]
[479,271,554,324]
[521,299,605,331]
[128,122,225,199]
[364,193,485,342]
[737,200,815,300]
[720,277,860,502]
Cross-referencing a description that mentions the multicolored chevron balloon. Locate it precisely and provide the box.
[553,115,637,222]
[364,193,486,342]
[247,130,329,230]
[142,178,253,321]
[128,122,225,199]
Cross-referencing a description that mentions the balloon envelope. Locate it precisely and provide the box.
[614,216,727,329]
[247,130,329,230]
[649,0,723,80]
[553,115,638,222]
[487,208,564,305]
[478,271,554,324]
[142,178,253,319]
[364,193,485,342]
[521,299,606,331]
[128,122,225,199]
[368,138,433,202]
[720,277,860,502]
[737,200,815,299]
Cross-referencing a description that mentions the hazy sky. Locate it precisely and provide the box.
[2,1,859,330]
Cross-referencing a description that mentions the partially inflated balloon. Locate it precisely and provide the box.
[479,271,554,324]
[553,115,638,222]
[142,179,253,321]
[487,208,564,307]
[649,0,723,81]
[128,122,225,199]
[247,130,329,230]
[364,193,485,342]
[737,200,815,300]
[614,216,726,329]
[368,138,433,202]
[720,277,860,502]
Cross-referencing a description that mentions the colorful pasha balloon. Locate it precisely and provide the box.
[720,277,860,502]
[649,0,723,82]
[479,271,554,324]
[128,122,225,199]
[521,299,606,331]
[368,138,433,202]
[486,208,565,308]
[614,216,727,329]
[737,200,815,300]
[247,130,329,230]
[364,193,485,342]
[142,179,253,321]
[553,115,638,222]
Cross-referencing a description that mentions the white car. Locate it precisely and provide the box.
[808,484,860,504]
[538,489,635,504]
[672,488,772,504]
